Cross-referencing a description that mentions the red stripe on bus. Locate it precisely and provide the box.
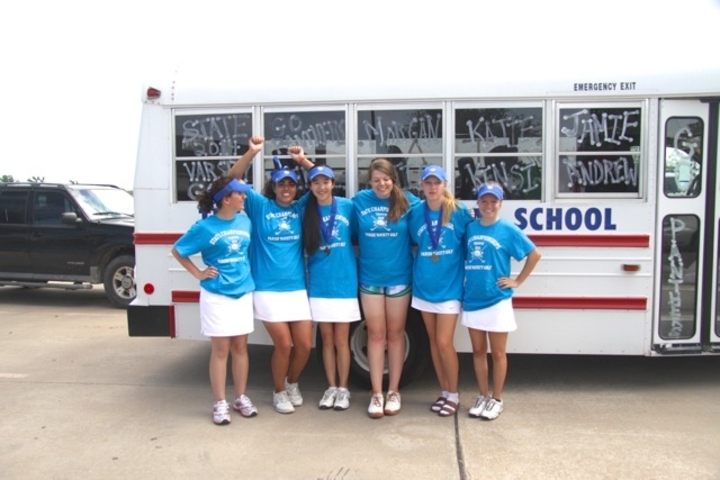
[134,233,182,245]
[527,234,650,247]
[138,233,650,247]
[171,291,646,311]
[172,291,200,303]
[514,296,647,310]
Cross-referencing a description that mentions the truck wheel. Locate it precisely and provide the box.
[103,255,136,308]
[315,307,430,390]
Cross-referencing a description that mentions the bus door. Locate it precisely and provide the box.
[654,99,720,354]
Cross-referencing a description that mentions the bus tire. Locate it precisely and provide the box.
[103,255,136,308]
[315,307,430,390]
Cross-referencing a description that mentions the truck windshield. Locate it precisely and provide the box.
[69,187,134,218]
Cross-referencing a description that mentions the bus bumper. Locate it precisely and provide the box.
[127,305,172,337]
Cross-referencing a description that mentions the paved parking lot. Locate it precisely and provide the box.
[1,286,719,479]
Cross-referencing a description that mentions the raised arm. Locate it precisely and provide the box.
[227,136,264,179]
[288,145,315,170]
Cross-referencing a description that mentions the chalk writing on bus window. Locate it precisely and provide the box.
[175,159,238,202]
[175,114,253,157]
[264,111,345,151]
[358,109,443,146]
[660,215,699,340]
[455,154,541,201]
[559,108,642,151]
[560,156,639,193]
[455,108,543,149]
[663,117,703,198]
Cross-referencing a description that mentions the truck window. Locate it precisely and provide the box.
[0,191,29,225]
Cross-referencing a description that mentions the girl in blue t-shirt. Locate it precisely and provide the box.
[408,165,473,418]
[462,182,541,421]
[227,138,315,415]
[171,176,256,426]
[353,158,419,419]
[303,165,360,412]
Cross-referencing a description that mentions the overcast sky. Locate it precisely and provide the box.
[1,0,719,190]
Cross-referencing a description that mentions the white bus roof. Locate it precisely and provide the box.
[144,55,720,107]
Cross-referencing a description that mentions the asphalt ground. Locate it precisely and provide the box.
[1,286,719,479]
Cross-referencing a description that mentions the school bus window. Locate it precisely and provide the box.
[557,106,642,195]
[264,110,347,197]
[173,112,254,202]
[663,117,703,198]
[454,107,542,201]
[658,214,699,340]
[357,108,442,197]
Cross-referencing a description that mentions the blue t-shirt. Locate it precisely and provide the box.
[463,218,536,311]
[306,197,358,299]
[352,189,419,286]
[173,213,255,298]
[408,202,473,303]
[243,190,309,292]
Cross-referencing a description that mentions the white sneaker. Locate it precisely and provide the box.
[368,392,384,419]
[469,396,489,418]
[213,400,231,425]
[480,398,504,420]
[285,379,303,407]
[273,391,295,414]
[232,395,258,418]
[319,387,338,410]
[384,391,401,416]
[334,388,351,411]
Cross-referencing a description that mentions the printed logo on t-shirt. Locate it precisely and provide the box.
[466,234,500,270]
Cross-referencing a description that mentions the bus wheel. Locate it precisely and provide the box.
[316,308,429,390]
[103,255,136,308]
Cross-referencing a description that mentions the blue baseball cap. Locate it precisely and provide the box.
[477,184,504,200]
[212,178,251,203]
[271,169,298,184]
[421,165,447,182]
[308,165,334,181]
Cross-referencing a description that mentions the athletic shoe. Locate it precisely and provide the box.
[273,391,295,414]
[334,388,351,411]
[213,400,231,425]
[232,395,258,418]
[368,392,385,419]
[480,398,504,420]
[319,387,338,410]
[285,379,303,407]
[469,396,489,418]
[384,391,401,416]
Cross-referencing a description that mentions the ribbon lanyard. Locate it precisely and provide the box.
[316,198,337,255]
[424,203,443,261]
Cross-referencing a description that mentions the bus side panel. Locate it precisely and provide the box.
[511,310,648,355]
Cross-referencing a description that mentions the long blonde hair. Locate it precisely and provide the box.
[440,189,460,225]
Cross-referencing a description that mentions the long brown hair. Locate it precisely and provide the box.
[368,158,409,222]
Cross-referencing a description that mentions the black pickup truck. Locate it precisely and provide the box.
[0,182,136,307]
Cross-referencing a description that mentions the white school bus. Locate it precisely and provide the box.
[128,61,720,386]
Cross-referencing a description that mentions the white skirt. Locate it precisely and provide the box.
[461,298,517,332]
[199,288,254,337]
[411,296,462,314]
[309,297,361,323]
[254,290,312,322]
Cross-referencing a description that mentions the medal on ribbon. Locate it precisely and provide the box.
[424,203,443,263]
[317,198,337,256]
